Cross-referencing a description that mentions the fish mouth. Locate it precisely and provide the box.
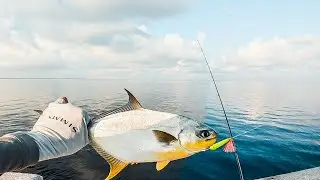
[205,133,217,142]
[205,138,215,142]
[205,134,217,148]
[205,137,217,150]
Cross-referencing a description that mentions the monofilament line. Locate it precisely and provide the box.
[197,40,245,180]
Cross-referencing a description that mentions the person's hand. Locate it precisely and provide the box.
[27,97,90,161]
[0,97,90,173]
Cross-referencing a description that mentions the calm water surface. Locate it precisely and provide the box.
[0,79,319,180]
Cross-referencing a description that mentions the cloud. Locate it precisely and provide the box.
[67,0,192,19]
[1,0,192,20]
[222,36,320,71]
[0,0,208,79]
[0,27,204,70]
[1,1,318,80]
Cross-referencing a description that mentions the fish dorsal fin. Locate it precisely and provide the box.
[156,161,170,171]
[124,88,142,109]
[34,110,43,115]
[93,89,143,120]
[104,153,128,180]
[152,130,177,145]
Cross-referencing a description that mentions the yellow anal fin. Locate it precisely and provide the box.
[104,153,128,180]
[156,161,170,171]
[89,135,128,180]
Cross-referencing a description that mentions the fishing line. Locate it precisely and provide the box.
[201,121,264,140]
[232,125,264,139]
[197,40,245,180]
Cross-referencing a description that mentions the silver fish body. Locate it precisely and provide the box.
[88,89,217,180]
[90,109,214,162]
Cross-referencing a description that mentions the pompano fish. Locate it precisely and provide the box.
[88,89,217,180]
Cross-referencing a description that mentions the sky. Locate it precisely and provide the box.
[0,0,319,81]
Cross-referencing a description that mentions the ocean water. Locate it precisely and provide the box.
[0,79,319,180]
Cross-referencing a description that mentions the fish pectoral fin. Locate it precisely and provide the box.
[152,130,177,145]
[104,153,128,180]
[156,161,170,171]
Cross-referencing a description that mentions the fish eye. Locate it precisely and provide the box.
[197,130,211,138]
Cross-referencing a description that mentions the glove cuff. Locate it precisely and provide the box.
[0,132,40,172]
[26,131,62,162]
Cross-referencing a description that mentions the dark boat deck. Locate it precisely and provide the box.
[1,166,319,180]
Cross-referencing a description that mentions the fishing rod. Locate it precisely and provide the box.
[197,40,245,180]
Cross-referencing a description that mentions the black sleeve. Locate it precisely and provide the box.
[0,133,40,174]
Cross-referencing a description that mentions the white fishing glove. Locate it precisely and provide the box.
[27,97,90,161]
[0,97,90,173]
